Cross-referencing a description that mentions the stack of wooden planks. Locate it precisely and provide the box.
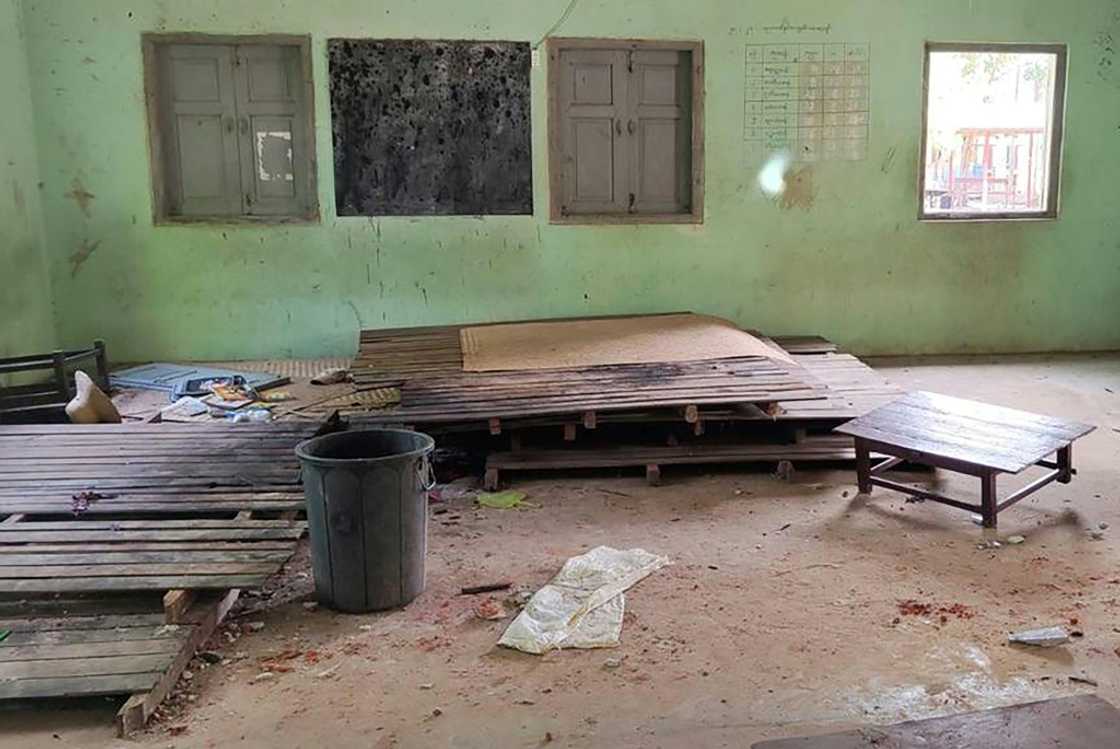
[348,316,902,485]
[0,421,322,733]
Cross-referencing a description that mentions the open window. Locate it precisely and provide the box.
[919,43,1066,221]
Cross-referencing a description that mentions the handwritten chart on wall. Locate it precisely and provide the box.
[744,43,871,162]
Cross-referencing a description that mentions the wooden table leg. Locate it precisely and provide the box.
[980,471,998,529]
[1057,445,1073,484]
[855,438,872,495]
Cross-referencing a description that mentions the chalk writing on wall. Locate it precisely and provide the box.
[744,43,870,162]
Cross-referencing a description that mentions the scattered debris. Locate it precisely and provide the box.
[311,367,350,385]
[461,581,513,595]
[977,539,1002,550]
[1099,522,1110,530]
[477,490,531,510]
[316,663,341,679]
[431,707,443,717]
[251,671,276,683]
[1006,535,1026,545]
[198,651,223,664]
[245,621,266,633]
[774,460,795,481]
[499,546,670,654]
[0,629,10,643]
[603,658,622,669]
[1089,530,1106,541]
[896,600,975,623]
[514,698,535,706]
[419,683,433,690]
[70,490,114,516]
[905,494,926,504]
[302,601,319,611]
[1070,675,1099,687]
[475,597,507,621]
[1009,626,1071,647]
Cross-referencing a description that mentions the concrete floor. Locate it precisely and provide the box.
[3,354,1119,748]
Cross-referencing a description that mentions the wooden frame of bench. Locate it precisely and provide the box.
[855,437,1072,528]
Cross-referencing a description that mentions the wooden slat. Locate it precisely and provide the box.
[0,562,278,578]
[0,672,164,700]
[0,574,269,593]
[2,638,183,662]
[0,550,292,565]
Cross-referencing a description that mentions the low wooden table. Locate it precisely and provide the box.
[835,391,1095,529]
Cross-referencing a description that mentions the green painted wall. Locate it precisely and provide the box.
[18,1,1120,360]
[1,0,54,362]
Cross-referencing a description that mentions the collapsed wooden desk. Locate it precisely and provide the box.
[835,391,1095,529]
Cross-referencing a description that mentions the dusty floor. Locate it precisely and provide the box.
[3,354,1119,748]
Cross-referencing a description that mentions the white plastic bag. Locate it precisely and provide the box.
[498,546,670,655]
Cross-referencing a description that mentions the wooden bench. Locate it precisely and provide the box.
[834,391,1095,529]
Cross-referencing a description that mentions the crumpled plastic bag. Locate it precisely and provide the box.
[498,546,670,655]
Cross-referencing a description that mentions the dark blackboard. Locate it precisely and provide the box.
[329,39,533,216]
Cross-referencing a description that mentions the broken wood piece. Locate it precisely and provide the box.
[163,589,197,624]
[483,467,500,492]
[117,589,239,736]
[646,464,662,486]
[582,410,597,430]
[460,581,513,596]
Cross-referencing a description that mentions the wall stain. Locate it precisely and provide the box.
[12,182,26,217]
[64,177,95,217]
[881,146,897,174]
[779,166,815,211]
[69,239,101,277]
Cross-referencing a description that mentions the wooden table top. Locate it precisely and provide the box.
[834,390,1095,474]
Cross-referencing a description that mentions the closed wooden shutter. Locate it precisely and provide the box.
[629,50,692,214]
[233,45,309,216]
[556,49,630,215]
[160,44,243,216]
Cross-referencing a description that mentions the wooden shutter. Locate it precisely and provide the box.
[556,49,630,215]
[160,44,242,216]
[628,50,692,214]
[233,45,309,216]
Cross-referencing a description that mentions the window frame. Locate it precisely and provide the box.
[142,33,320,225]
[546,37,705,225]
[918,41,1067,222]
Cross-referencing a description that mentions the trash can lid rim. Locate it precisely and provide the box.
[295,429,435,465]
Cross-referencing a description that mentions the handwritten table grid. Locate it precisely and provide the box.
[744,43,871,162]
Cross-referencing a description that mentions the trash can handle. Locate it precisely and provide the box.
[417,457,436,492]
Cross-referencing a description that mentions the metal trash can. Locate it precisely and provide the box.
[295,429,435,613]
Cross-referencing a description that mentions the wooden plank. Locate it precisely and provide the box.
[0,550,293,565]
[0,541,296,553]
[163,590,195,624]
[117,589,239,735]
[0,625,180,647]
[0,528,303,543]
[0,672,164,700]
[0,562,278,578]
[2,638,183,662]
[0,574,269,593]
[0,653,173,680]
[0,519,302,531]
